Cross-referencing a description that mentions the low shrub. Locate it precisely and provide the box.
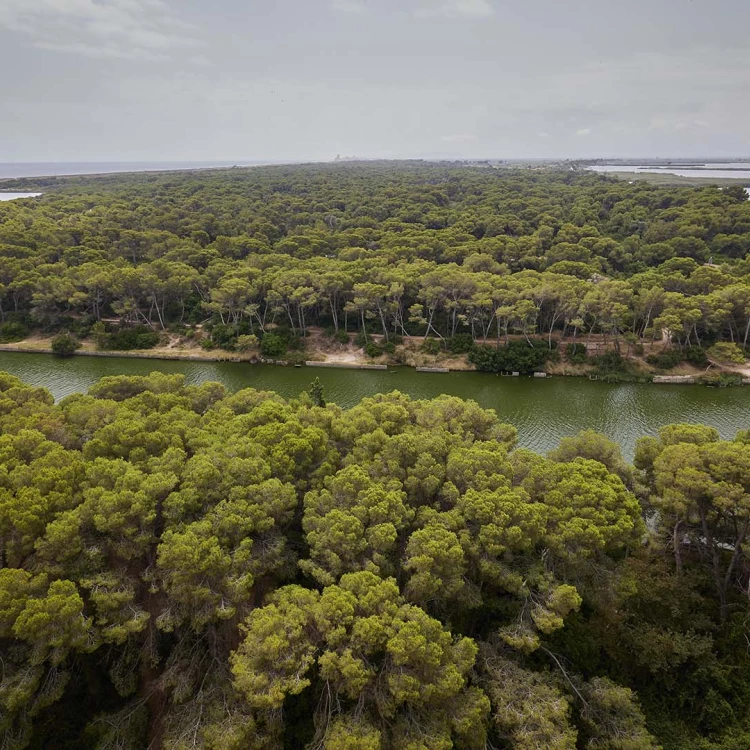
[565,343,588,364]
[51,333,80,356]
[354,332,368,348]
[260,333,287,358]
[236,334,260,352]
[56,316,95,339]
[204,320,255,350]
[0,321,28,343]
[592,352,633,375]
[421,338,442,355]
[646,349,684,370]
[335,329,351,344]
[707,342,745,364]
[698,371,743,387]
[447,333,474,354]
[469,340,550,374]
[685,346,709,368]
[101,326,161,351]
[286,333,305,351]
[382,341,396,355]
[365,342,383,358]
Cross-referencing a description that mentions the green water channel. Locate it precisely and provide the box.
[1,351,749,460]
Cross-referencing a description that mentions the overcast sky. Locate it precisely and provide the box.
[0,0,748,162]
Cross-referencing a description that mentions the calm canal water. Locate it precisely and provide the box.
[1,352,749,459]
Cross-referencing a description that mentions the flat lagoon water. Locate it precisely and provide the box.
[588,164,750,181]
[0,192,42,201]
[1,352,749,460]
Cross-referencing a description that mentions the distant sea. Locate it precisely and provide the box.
[0,161,282,179]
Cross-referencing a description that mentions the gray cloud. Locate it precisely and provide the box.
[0,0,201,61]
[329,0,366,13]
[0,0,747,161]
[415,0,494,18]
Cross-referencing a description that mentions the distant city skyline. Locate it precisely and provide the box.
[1,0,748,162]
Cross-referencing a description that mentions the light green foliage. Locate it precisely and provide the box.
[548,429,634,486]
[301,465,413,584]
[12,579,92,665]
[231,585,321,709]
[479,647,578,750]
[234,571,487,748]
[0,429,84,565]
[0,372,748,748]
[235,333,259,352]
[404,523,467,603]
[522,457,644,558]
[707,341,745,364]
[323,717,382,749]
[641,426,750,620]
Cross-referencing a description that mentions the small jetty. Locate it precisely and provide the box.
[416,367,449,373]
[653,375,696,384]
[305,361,388,371]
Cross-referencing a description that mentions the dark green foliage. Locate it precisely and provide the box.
[421,337,442,355]
[382,341,396,354]
[0,321,28,343]
[309,377,325,407]
[205,321,254,351]
[365,341,383,357]
[323,327,352,344]
[50,332,79,356]
[647,349,685,370]
[566,343,588,364]
[98,325,161,351]
[334,329,351,344]
[260,333,287,357]
[592,351,632,374]
[448,333,475,354]
[469,340,550,374]
[207,322,241,350]
[685,346,709,368]
[354,331,368,348]
[1,163,750,359]
[286,332,305,351]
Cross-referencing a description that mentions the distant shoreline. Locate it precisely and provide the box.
[0,160,299,181]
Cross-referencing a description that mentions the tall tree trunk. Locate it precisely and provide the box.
[673,520,683,576]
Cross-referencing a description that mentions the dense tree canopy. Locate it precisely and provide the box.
[0,370,749,748]
[1,163,749,362]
